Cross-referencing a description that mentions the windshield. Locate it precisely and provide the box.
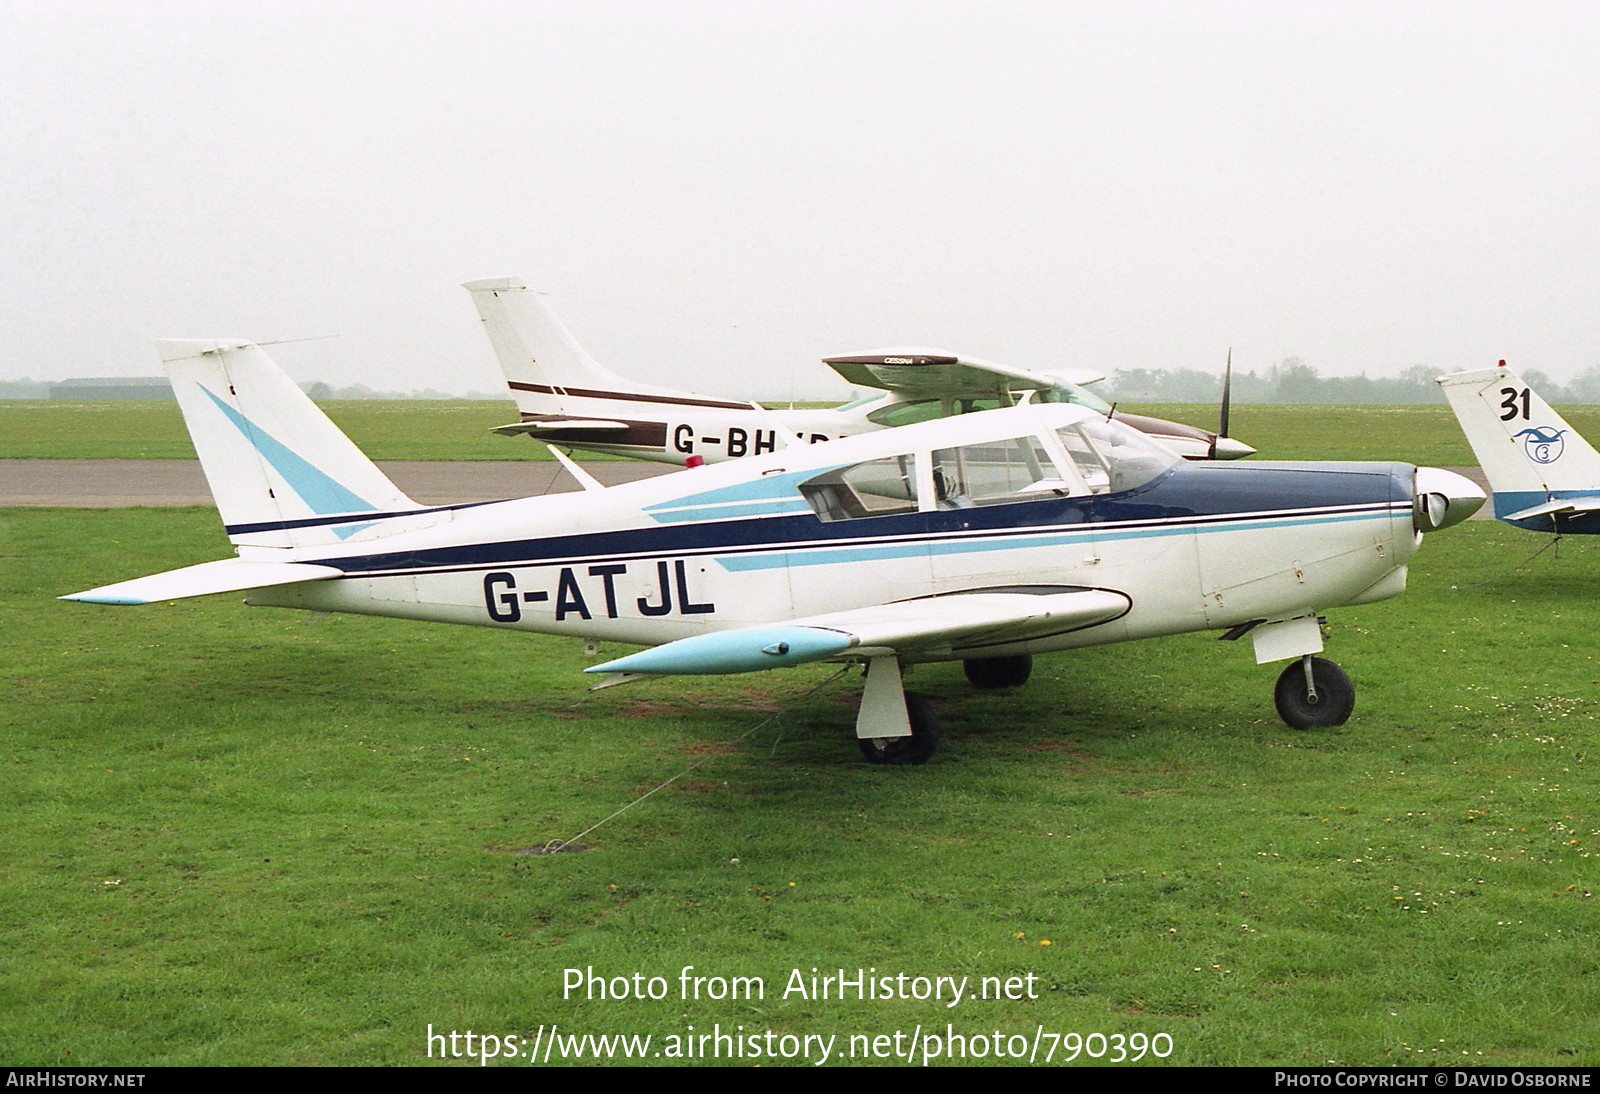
[1056,416,1179,494]
[1032,382,1113,414]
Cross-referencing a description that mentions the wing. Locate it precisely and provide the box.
[583,587,1131,677]
[822,350,1105,399]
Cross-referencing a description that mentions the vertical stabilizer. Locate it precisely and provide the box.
[159,339,418,549]
[462,277,695,416]
[1438,364,1600,526]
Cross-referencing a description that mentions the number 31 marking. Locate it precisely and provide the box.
[1500,386,1531,421]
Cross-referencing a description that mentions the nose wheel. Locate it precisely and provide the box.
[1273,655,1354,729]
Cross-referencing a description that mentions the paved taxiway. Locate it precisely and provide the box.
[0,459,671,508]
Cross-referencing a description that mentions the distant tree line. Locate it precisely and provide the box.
[1105,358,1600,405]
[296,381,503,401]
[0,379,51,398]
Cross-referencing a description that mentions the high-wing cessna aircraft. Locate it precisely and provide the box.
[64,339,1480,763]
[1439,363,1600,534]
[464,277,1255,466]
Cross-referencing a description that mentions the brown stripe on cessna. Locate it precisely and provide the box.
[506,381,753,412]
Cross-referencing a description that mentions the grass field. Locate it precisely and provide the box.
[0,400,522,461]
[4,504,1599,1067]
[10,397,1600,464]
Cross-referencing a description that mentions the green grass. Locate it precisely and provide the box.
[11,398,1600,463]
[0,400,525,461]
[5,508,1599,1066]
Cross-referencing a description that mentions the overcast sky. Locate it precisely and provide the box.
[4,1,1598,398]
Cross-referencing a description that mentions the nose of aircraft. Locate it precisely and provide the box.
[1413,466,1486,532]
[1210,436,1257,459]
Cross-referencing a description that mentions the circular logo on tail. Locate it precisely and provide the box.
[1514,426,1567,464]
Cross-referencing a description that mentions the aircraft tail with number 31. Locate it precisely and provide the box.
[1438,363,1600,534]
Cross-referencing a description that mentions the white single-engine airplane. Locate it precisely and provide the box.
[464,277,1256,466]
[64,338,1481,763]
[1439,363,1600,535]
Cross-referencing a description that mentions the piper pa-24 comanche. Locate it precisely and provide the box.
[464,277,1256,465]
[1438,362,1600,535]
[63,338,1483,763]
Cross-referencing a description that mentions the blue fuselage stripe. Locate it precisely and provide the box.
[299,464,1411,579]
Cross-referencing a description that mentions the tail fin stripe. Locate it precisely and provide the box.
[201,385,376,516]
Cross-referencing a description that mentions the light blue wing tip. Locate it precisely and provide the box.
[59,593,153,605]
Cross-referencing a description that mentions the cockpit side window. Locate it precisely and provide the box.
[930,435,1074,508]
[799,454,919,522]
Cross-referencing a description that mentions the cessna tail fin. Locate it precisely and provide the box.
[1438,364,1600,527]
[462,277,714,418]
[159,339,420,548]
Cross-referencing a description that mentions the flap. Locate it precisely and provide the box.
[584,587,1130,676]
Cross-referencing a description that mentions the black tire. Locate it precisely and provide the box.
[1273,656,1355,729]
[858,695,940,765]
[962,654,1034,689]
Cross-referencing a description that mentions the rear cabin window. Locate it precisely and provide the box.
[865,397,1005,429]
[799,454,919,522]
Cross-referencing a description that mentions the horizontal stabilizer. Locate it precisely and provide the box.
[489,419,630,437]
[1500,494,1600,522]
[585,588,1130,676]
[61,559,342,606]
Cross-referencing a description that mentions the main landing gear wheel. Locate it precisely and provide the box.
[1273,656,1355,729]
[962,654,1033,689]
[858,696,940,765]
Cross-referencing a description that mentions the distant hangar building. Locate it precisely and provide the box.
[49,377,173,400]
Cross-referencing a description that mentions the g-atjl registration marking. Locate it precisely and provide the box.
[483,560,714,623]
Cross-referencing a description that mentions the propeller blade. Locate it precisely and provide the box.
[1220,347,1233,440]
